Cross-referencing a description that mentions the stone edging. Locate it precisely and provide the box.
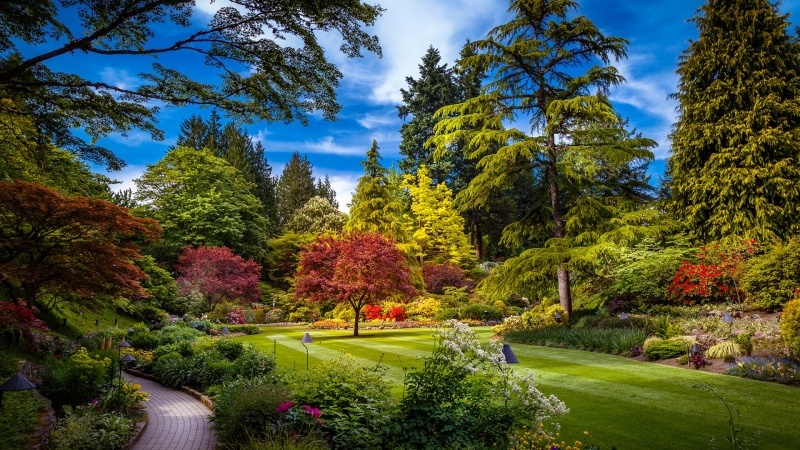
[125,411,148,450]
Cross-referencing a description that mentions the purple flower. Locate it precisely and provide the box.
[275,401,294,413]
[303,405,321,419]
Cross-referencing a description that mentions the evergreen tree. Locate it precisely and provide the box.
[276,152,317,227]
[668,0,800,242]
[315,175,339,210]
[403,166,474,268]
[430,0,635,313]
[285,196,346,235]
[346,140,409,242]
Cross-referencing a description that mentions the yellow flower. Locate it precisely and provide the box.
[583,431,589,436]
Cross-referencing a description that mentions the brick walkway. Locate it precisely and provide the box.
[124,374,218,450]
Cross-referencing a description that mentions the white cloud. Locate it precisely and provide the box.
[356,111,398,130]
[313,169,361,213]
[107,131,173,148]
[99,67,140,91]
[108,165,147,194]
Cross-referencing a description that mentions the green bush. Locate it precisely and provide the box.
[233,346,277,379]
[153,352,191,388]
[596,316,647,330]
[157,324,204,345]
[643,338,688,360]
[505,328,647,355]
[741,239,800,310]
[491,303,565,336]
[460,304,504,321]
[49,406,134,450]
[647,315,683,338]
[289,355,394,450]
[127,331,160,350]
[780,298,800,357]
[705,341,740,361]
[212,377,292,445]
[215,339,245,360]
[0,390,47,450]
[41,348,111,411]
[226,324,261,335]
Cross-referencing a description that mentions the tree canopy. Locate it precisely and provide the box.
[176,245,262,312]
[296,232,416,336]
[668,0,800,242]
[0,0,383,169]
[0,180,160,311]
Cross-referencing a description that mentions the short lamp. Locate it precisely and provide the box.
[502,344,519,364]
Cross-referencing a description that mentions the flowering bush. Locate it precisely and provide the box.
[405,297,442,320]
[388,321,568,448]
[492,302,565,336]
[667,241,757,305]
[363,304,383,321]
[386,306,407,321]
[225,308,246,324]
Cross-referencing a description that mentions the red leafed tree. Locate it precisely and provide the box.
[295,232,416,336]
[175,246,262,311]
[0,180,161,312]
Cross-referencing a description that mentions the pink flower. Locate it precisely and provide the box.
[275,401,294,413]
[303,405,321,419]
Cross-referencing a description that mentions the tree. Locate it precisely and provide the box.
[296,233,416,336]
[403,166,474,267]
[0,0,382,170]
[0,180,160,311]
[285,196,346,235]
[668,0,800,242]
[133,255,179,313]
[134,146,269,264]
[175,246,262,312]
[315,175,339,210]
[276,152,317,228]
[346,140,409,242]
[430,0,634,313]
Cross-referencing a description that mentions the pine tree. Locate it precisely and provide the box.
[315,175,339,210]
[346,140,409,241]
[430,0,634,313]
[668,0,800,242]
[276,152,317,228]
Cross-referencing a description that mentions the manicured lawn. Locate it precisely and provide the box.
[235,325,800,450]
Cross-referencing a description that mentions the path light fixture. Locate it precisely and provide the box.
[301,333,313,370]
[554,312,561,322]
[691,343,701,355]
[220,326,230,336]
[619,312,629,320]
[0,374,35,408]
[502,343,519,364]
[118,354,137,408]
[722,312,733,336]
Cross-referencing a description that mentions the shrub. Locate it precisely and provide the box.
[127,331,160,350]
[226,324,260,335]
[705,341,741,361]
[385,306,407,321]
[41,348,111,411]
[99,380,149,413]
[157,324,204,345]
[405,297,442,321]
[727,357,800,384]
[596,316,648,330]
[215,339,245,360]
[212,377,292,445]
[647,315,683,338]
[741,239,800,310]
[643,338,688,360]
[491,303,565,336]
[781,298,800,357]
[460,304,504,321]
[289,355,394,450]
[153,352,192,388]
[505,328,647,355]
[363,304,382,321]
[233,346,277,380]
[49,406,134,450]
[0,390,47,450]
[422,263,474,294]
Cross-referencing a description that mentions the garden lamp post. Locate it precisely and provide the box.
[554,312,561,322]
[221,326,230,337]
[722,312,733,336]
[117,340,131,384]
[301,333,313,370]
[619,312,629,320]
[0,374,35,408]
[118,354,137,408]
[502,344,519,364]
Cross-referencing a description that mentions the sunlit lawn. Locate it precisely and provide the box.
[234,325,800,450]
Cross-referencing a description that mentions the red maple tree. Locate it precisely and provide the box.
[0,180,161,311]
[295,232,416,336]
[175,246,262,311]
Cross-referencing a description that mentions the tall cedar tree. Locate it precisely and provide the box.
[295,233,416,336]
[431,0,633,313]
[668,0,800,242]
[0,0,382,170]
[0,180,160,311]
[175,246,262,312]
[175,113,279,233]
[276,152,317,228]
[345,140,409,242]
[134,147,269,265]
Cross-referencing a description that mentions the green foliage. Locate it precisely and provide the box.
[505,328,647,355]
[647,315,683,339]
[212,377,292,445]
[276,152,322,228]
[668,0,800,242]
[642,338,688,360]
[41,348,111,411]
[156,324,205,346]
[285,196,346,235]
[134,147,269,264]
[289,355,394,450]
[0,390,47,450]
[133,255,178,313]
[741,239,800,310]
[239,433,330,450]
[265,233,316,290]
[49,406,134,450]
[706,341,741,361]
[727,357,800,384]
[491,303,565,336]
[99,379,149,414]
[780,298,800,357]
[233,346,277,379]
[458,304,504,321]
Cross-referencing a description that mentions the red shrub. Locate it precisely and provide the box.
[364,304,383,320]
[386,306,407,322]
[422,263,474,294]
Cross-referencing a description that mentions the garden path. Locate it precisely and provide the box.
[124,373,218,450]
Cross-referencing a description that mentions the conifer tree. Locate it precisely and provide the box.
[430,0,633,313]
[276,152,317,227]
[346,140,409,241]
[668,0,800,242]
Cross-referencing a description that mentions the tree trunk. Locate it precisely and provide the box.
[352,299,362,336]
[547,144,572,314]
[475,222,484,260]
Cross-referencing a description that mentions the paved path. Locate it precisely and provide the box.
[124,374,218,450]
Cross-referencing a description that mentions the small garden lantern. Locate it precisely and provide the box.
[0,374,35,408]
[118,353,137,407]
[690,343,701,355]
[554,312,561,322]
[301,333,313,370]
[619,312,629,320]
[221,326,230,336]
[502,344,519,364]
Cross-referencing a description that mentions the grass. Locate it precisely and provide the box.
[41,301,142,339]
[236,325,800,450]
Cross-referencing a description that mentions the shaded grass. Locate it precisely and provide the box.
[237,326,800,450]
[41,302,141,339]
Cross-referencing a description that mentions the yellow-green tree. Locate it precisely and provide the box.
[403,166,474,268]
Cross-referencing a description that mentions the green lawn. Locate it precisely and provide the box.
[235,326,800,450]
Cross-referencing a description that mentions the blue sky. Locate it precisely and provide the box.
[63,0,800,210]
